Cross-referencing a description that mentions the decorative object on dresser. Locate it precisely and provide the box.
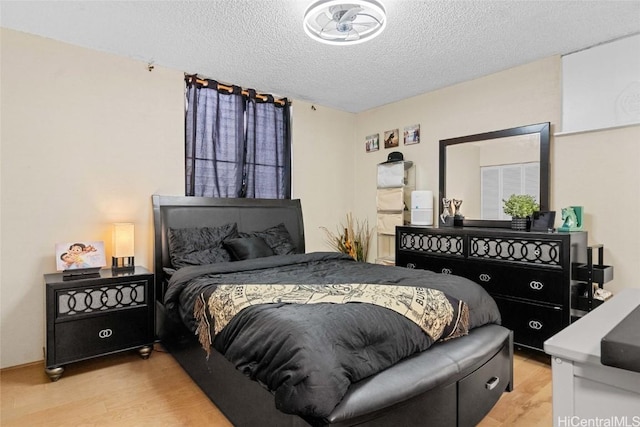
[502,194,540,231]
[558,206,583,232]
[452,199,464,226]
[376,152,414,264]
[44,266,155,381]
[440,198,454,226]
[396,226,588,351]
[530,211,557,232]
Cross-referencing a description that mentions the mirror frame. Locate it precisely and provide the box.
[439,122,550,228]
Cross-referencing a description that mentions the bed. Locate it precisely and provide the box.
[152,195,513,426]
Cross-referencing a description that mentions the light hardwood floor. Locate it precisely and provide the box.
[1,345,551,426]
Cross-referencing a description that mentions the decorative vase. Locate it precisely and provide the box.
[511,217,528,231]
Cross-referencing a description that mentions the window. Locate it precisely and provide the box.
[185,77,291,199]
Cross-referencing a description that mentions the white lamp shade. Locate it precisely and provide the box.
[113,223,134,258]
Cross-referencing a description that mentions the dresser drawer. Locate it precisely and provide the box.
[397,230,464,257]
[55,280,148,319]
[493,297,566,350]
[396,253,467,276]
[54,307,151,365]
[469,235,564,267]
[465,263,564,304]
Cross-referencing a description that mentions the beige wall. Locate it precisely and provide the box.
[354,56,639,296]
[291,101,356,252]
[553,126,639,284]
[355,56,562,254]
[0,29,355,368]
[1,29,185,368]
[2,28,638,369]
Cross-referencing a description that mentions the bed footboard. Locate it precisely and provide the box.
[159,303,513,427]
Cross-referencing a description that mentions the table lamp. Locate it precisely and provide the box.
[112,222,134,271]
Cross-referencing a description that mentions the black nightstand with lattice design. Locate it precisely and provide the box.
[44,266,154,381]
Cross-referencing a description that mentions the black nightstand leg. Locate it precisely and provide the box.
[45,366,64,382]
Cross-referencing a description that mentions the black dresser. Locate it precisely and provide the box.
[396,226,587,351]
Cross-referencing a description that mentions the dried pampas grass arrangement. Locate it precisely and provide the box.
[321,213,373,262]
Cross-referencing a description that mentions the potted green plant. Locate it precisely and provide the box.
[502,194,540,230]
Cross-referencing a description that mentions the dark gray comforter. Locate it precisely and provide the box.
[164,252,501,419]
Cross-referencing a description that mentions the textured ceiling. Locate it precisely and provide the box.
[2,1,639,113]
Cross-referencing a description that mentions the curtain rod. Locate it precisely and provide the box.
[185,75,288,106]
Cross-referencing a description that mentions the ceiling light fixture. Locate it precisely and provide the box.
[303,0,387,46]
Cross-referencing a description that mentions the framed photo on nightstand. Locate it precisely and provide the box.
[55,241,106,275]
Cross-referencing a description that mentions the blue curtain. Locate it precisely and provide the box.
[185,78,291,199]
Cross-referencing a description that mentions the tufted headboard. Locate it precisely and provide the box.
[151,195,305,302]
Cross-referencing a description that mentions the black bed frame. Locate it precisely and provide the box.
[152,195,514,426]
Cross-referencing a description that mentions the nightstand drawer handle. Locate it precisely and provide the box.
[529,280,544,290]
[528,320,543,330]
[485,376,500,390]
[441,268,452,275]
[98,329,113,339]
[406,263,416,269]
[478,273,491,282]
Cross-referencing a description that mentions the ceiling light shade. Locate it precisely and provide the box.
[303,0,387,46]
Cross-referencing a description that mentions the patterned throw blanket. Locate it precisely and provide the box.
[194,283,469,356]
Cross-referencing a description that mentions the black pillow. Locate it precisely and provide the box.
[168,223,238,268]
[239,223,297,255]
[224,236,275,261]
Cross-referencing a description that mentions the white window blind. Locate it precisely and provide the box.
[481,162,539,219]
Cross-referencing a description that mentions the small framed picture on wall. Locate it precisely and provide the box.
[384,129,399,148]
[404,124,420,145]
[365,133,380,152]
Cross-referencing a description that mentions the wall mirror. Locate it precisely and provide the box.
[439,122,550,228]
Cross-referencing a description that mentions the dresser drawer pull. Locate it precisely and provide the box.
[528,320,543,330]
[406,263,416,269]
[478,273,491,282]
[529,280,544,290]
[98,329,113,339]
[441,268,452,274]
[485,376,500,390]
